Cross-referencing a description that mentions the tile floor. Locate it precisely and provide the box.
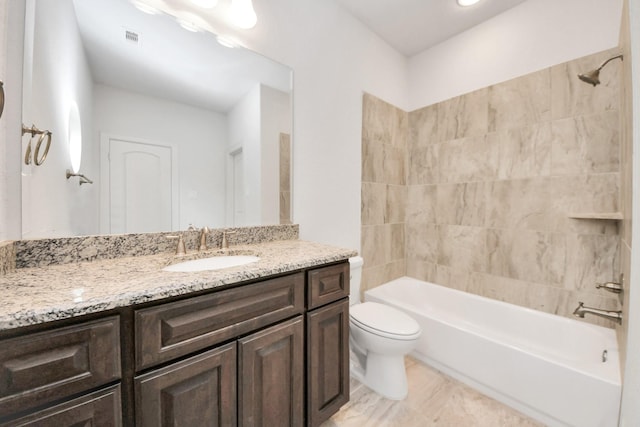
[322,357,544,427]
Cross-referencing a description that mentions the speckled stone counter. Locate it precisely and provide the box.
[0,240,357,331]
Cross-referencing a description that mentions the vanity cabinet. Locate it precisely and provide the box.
[0,260,350,426]
[0,317,121,425]
[306,263,350,427]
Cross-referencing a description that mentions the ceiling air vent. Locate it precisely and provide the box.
[125,29,139,44]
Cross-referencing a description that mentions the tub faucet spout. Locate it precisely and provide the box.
[573,302,622,325]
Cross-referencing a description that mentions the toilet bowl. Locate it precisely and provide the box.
[348,257,421,400]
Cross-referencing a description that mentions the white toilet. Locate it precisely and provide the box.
[348,256,421,400]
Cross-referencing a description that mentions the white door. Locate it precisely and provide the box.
[103,137,175,234]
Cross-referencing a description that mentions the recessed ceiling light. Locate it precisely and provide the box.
[457,0,481,6]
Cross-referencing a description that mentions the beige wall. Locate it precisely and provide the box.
[360,94,408,298]
[362,48,625,327]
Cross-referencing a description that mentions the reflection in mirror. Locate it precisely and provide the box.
[21,0,292,238]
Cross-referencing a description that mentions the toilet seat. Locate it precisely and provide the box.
[350,302,421,340]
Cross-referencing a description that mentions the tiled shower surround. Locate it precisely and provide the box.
[362,48,625,327]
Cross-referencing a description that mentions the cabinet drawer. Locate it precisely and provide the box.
[136,273,305,370]
[0,385,122,427]
[0,316,121,417]
[307,263,350,309]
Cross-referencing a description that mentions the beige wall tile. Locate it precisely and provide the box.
[436,182,486,227]
[437,225,486,272]
[437,88,489,141]
[551,111,620,175]
[496,123,552,179]
[405,223,439,263]
[438,135,499,183]
[386,184,407,224]
[549,173,619,222]
[361,182,387,226]
[362,137,384,182]
[409,104,438,148]
[488,69,551,132]
[485,178,551,231]
[487,229,566,286]
[436,265,471,292]
[408,144,439,185]
[406,259,437,283]
[406,185,437,224]
[563,234,620,292]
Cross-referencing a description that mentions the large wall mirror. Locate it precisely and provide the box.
[21,0,292,239]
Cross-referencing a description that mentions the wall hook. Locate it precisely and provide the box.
[66,169,93,185]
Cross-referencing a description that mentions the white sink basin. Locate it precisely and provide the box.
[163,255,260,272]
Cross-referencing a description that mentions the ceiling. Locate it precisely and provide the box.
[71,0,291,113]
[333,0,528,57]
[68,0,528,112]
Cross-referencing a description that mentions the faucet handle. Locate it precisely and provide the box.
[596,281,622,293]
[167,234,187,255]
[199,226,210,251]
[221,231,237,249]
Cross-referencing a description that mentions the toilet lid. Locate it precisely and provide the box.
[350,302,421,339]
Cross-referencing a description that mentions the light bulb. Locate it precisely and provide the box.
[189,0,218,8]
[131,0,160,15]
[216,36,237,48]
[229,0,257,29]
[457,0,480,6]
[176,17,201,32]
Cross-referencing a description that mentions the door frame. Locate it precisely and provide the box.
[100,133,180,234]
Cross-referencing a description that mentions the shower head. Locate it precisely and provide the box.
[577,54,623,86]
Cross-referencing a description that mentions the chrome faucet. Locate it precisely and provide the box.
[573,302,622,325]
[198,226,210,251]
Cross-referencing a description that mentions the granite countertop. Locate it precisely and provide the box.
[0,240,357,331]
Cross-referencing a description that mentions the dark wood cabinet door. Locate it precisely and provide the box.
[0,385,122,427]
[135,343,237,427]
[0,317,121,417]
[306,299,349,427]
[238,316,304,427]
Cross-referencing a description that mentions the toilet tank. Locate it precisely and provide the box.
[348,256,364,305]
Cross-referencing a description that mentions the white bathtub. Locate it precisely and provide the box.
[365,277,621,427]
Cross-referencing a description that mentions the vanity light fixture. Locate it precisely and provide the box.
[216,35,237,48]
[457,0,481,6]
[229,0,257,29]
[176,17,202,32]
[131,0,160,15]
[189,0,218,8]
